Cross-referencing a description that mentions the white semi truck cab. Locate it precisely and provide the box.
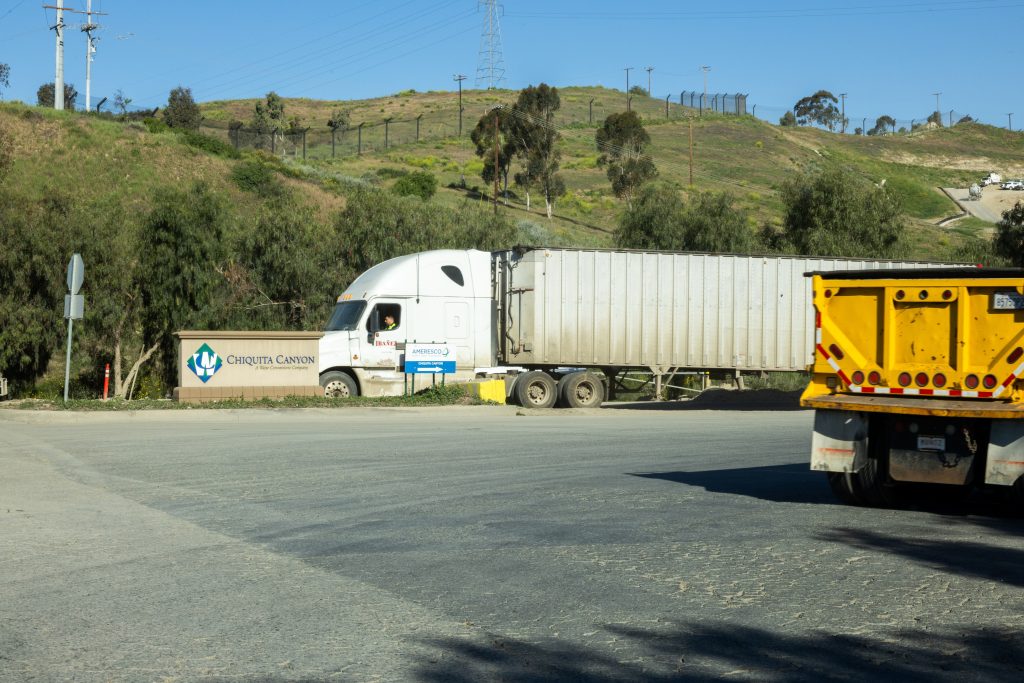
[319,249,495,398]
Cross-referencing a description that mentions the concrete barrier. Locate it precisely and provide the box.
[175,331,323,403]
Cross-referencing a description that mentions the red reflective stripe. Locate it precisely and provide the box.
[860,386,876,393]
[890,388,904,395]
[948,390,962,397]
[1002,374,1016,388]
[815,309,822,329]
[919,389,934,396]
[980,391,994,398]
[816,344,831,361]
[837,370,851,385]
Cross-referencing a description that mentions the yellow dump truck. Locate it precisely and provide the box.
[801,268,1024,507]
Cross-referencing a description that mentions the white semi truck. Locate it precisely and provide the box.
[318,247,945,407]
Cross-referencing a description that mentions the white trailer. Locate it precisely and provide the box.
[318,247,947,407]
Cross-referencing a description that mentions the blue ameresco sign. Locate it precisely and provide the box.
[404,343,457,374]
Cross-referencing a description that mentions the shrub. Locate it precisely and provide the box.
[180,130,240,158]
[231,160,285,197]
[143,117,169,134]
[391,171,437,200]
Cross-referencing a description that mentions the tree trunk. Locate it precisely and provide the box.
[113,339,123,397]
[118,341,160,400]
[526,192,531,210]
[545,197,553,220]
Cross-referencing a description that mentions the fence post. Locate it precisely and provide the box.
[589,98,595,123]
[753,104,757,118]
[302,129,307,160]
[416,114,422,141]
[331,128,336,158]
[358,122,364,155]
[665,94,670,118]
[384,118,392,150]
[271,131,275,155]
[949,109,953,127]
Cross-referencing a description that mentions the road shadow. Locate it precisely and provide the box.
[821,527,1024,587]
[630,463,835,505]
[410,620,1024,682]
[604,389,807,412]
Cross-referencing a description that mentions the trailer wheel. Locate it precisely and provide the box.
[826,472,864,505]
[320,371,358,399]
[559,372,605,408]
[515,371,558,409]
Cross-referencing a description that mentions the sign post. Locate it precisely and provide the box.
[63,253,84,402]
[402,343,456,395]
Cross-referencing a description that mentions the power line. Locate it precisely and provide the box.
[504,0,1024,20]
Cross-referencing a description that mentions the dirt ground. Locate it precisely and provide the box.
[942,185,1023,224]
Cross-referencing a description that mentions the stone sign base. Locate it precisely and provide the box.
[174,385,320,403]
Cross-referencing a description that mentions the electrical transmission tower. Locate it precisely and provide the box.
[475,0,506,90]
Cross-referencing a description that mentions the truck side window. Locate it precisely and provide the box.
[368,304,401,332]
[441,265,465,287]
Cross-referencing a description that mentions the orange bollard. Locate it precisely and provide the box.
[103,363,110,401]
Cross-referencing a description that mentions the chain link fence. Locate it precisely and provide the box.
[679,91,748,116]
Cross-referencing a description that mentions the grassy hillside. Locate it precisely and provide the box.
[197,85,1022,258]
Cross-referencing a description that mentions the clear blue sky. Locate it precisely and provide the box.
[1,0,1022,127]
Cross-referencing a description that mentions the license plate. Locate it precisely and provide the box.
[993,292,1024,310]
[917,435,945,451]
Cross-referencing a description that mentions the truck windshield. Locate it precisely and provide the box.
[325,300,367,332]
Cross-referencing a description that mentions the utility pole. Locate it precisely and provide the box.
[624,67,633,109]
[1009,113,1014,131]
[932,92,941,121]
[453,74,466,136]
[839,93,847,133]
[51,1,65,110]
[645,66,654,96]
[700,65,711,117]
[688,118,694,186]
[493,109,499,215]
[82,0,99,112]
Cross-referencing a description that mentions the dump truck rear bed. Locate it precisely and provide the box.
[801,268,1024,504]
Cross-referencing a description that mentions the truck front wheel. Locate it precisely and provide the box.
[320,371,358,399]
[515,371,558,409]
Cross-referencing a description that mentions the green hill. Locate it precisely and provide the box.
[198,85,1023,257]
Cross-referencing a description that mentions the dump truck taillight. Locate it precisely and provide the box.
[868,371,881,385]
[942,289,953,300]
[915,372,929,387]
[984,374,998,389]
[898,372,912,387]
[933,373,947,388]
[851,371,865,385]
[828,344,844,360]
[965,374,980,389]
[1009,347,1024,364]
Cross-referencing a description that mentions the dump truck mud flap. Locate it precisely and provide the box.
[811,410,868,473]
[985,420,1024,486]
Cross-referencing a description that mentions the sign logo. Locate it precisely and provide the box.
[187,343,223,383]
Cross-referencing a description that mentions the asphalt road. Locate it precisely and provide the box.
[1,405,1022,682]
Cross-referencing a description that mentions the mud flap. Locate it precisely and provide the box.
[811,410,868,473]
[985,420,1024,487]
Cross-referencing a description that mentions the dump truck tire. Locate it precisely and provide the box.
[826,472,864,505]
